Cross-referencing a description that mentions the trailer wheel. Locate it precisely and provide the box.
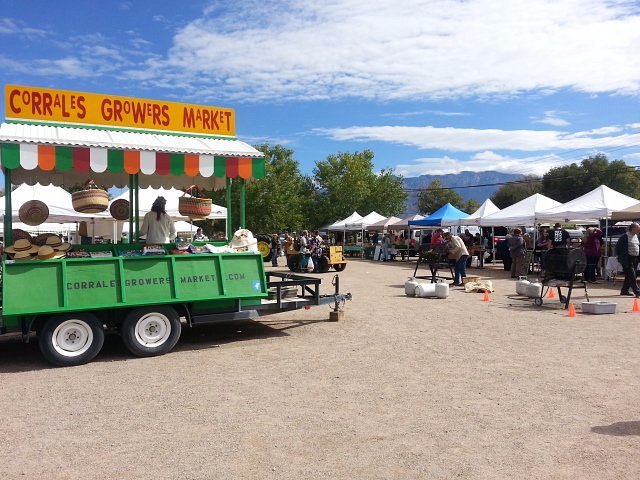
[317,256,331,273]
[534,297,543,307]
[333,262,347,272]
[287,254,300,272]
[121,306,181,357]
[38,313,105,367]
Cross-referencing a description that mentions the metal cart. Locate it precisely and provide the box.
[534,248,589,309]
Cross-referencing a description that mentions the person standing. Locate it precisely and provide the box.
[140,196,176,244]
[298,230,309,272]
[508,228,526,278]
[445,232,469,286]
[194,228,208,241]
[615,222,640,297]
[382,233,392,261]
[551,222,570,248]
[270,234,280,267]
[583,227,602,283]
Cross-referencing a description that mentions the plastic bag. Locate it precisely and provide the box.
[307,256,315,271]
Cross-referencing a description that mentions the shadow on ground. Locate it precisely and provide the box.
[591,421,640,436]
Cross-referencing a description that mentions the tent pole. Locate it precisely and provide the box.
[3,167,12,245]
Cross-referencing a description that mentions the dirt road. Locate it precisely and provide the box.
[1,259,639,479]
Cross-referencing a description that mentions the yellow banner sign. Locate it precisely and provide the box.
[5,85,235,136]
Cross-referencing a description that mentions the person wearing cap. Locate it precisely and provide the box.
[444,232,469,287]
[140,196,176,244]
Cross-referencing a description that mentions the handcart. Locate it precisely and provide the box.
[534,248,589,309]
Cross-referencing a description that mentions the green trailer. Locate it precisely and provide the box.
[0,85,351,366]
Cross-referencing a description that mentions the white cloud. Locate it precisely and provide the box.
[394,151,565,176]
[127,0,640,101]
[0,17,47,37]
[532,110,570,127]
[316,124,640,152]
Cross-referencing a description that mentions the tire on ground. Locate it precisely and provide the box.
[333,262,347,272]
[317,255,330,273]
[121,306,182,357]
[38,312,105,367]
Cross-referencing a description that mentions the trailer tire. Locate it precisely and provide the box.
[287,254,300,272]
[122,306,181,357]
[317,256,331,273]
[39,313,105,367]
[333,262,347,272]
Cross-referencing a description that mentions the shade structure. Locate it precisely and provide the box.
[366,216,403,231]
[389,214,425,230]
[328,211,363,231]
[441,198,500,227]
[408,203,469,227]
[110,187,227,221]
[479,193,560,226]
[611,202,640,221]
[0,122,265,190]
[536,185,639,223]
[344,211,387,230]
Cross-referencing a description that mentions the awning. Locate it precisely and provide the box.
[0,122,265,189]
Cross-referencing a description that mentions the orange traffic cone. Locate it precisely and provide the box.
[633,298,640,312]
[483,290,490,302]
[567,303,577,317]
[547,288,555,299]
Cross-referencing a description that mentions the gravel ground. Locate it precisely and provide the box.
[1,257,639,479]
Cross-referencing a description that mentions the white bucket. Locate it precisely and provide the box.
[415,283,437,298]
[515,277,530,296]
[525,282,542,298]
[435,282,449,298]
[405,278,419,296]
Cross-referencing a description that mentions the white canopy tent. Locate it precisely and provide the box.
[327,211,363,231]
[536,185,639,223]
[366,216,403,231]
[388,214,425,230]
[344,211,387,230]
[442,199,500,227]
[479,194,561,227]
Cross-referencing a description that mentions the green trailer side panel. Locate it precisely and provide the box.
[2,252,267,319]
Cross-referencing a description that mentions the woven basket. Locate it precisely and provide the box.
[109,199,130,220]
[72,184,109,214]
[178,196,212,219]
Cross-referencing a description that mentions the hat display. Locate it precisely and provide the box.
[5,238,39,255]
[18,200,49,226]
[109,198,130,221]
[13,251,36,261]
[37,245,65,260]
[44,235,72,252]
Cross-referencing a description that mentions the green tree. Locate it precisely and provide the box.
[461,198,481,214]
[312,150,406,226]
[491,175,542,208]
[207,144,308,234]
[417,179,463,214]
[542,154,640,202]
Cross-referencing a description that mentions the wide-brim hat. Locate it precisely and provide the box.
[109,198,130,221]
[19,200,49,226]
[45,235,63,248]
[14,251,36,261]
[56,242,72,252]
[37,245,66,260]
[5,238,39,254]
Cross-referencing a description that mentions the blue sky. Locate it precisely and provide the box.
[2,0,640,179]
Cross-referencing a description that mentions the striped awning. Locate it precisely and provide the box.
[0,122,265,189]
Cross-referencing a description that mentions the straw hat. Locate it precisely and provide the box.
[44,235,72,252]
[19,200,49,226]
[14,250,36,261]
[5,238,39,255]
[37,245,66,260]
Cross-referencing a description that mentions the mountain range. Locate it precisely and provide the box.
[403,171,523,213]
